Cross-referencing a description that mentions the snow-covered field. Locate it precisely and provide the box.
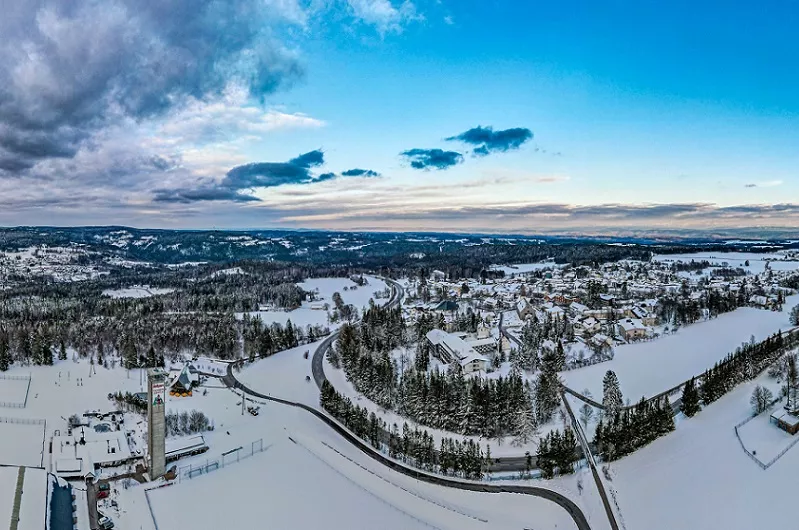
[0,422,45,467]
[736,402,796,465]
[0,467,15,527]
[490,262,559,276]
[241,276,387,329]
[610,369,799,530]
[561,295,799,401]
[237,342,321,407]
[119,384,582,530]
[0,376,29,406]
[102,285,175,298]
[653,251,799,274]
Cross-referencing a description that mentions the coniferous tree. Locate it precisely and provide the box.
[681,377,701,417]
[602,370,623,419]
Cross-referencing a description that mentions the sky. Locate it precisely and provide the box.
[1,0,798,234]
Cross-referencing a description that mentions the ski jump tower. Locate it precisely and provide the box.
[147,368,168,479]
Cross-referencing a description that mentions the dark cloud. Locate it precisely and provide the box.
[316,172,338,182]
[157,149,378,202]
[153,187,260,204]
[222,150,325,190]
[341,168,380,177]
[401,148,463,170]
[446,126,533,155]
[0,0,303,172]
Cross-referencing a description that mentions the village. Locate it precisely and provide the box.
[397,253,796,377]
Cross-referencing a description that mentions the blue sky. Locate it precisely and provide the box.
[0,0,797,233]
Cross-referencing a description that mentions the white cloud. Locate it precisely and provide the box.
[347,0,422,33]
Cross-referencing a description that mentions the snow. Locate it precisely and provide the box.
[490,262,559,276]
[561,295,799,401]
[737,403,798,465]
[119,386,580,530]
[237,342,320,407]
[0,467,16,526]
[241,275,387,329]
[0,357,145,470]
[102,286,175,298]
[0,375,29,406]
[0,421,45,467]
[609,369,799,530]
[17,467,47,530]
[654,251,799,275]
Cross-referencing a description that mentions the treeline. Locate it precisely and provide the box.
[320,381,485,479]
[0,312,329,371]
[594,396,675,461]
[700,330,799,405]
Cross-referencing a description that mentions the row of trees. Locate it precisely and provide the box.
[320,381,486,479]
[594,396,675,461]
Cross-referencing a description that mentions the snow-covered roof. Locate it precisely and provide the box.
[771,410,799,428]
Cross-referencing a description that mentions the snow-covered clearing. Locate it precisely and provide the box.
[653,251,799,274]
[0,376,29,406]
[237,342,321,407]
[735,400,796,465]
[490,262,559,276]
[561,295,799,401]
[102,285,175,298]
[241,275,387,329]
[0,421,45,467]
[610,370,799,530]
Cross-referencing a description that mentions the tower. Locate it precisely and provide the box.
[147,368,167,479]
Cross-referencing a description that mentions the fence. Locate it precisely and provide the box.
[176,438,266,482]
[0,416,45,425]
[733,396,794,470]
[0,373,31,409]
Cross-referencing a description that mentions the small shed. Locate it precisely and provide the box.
[770,410,799,435]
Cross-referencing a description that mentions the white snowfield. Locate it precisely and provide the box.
[561,294,799,401]
[612,372,799,530]
[653,251,799,274]
[241,276,387,329]
[128,392,580,530]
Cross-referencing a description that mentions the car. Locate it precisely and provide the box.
[98,516,114,529]
[96,490,109,500]
[97,482,110,492]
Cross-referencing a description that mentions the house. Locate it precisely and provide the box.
[433,300,459,313]
[617,318,648,340]
[770,410,799,435]
[516,298,533,320]
[574,317,601,336]
[426,329,489,374]
[569,301,589,317]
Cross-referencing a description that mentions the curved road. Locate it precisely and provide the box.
[225,361,591,530]
[231,277,591,529]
